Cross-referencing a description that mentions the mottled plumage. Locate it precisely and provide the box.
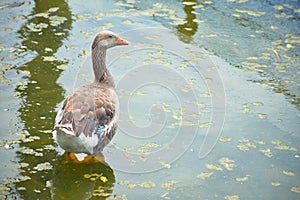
[53,31,128,159]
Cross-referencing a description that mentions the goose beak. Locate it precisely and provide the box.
[116,37,128,45]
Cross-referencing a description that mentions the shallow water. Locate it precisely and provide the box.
[0,0,299,199]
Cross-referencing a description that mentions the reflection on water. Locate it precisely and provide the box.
[10,0,115,199]
[51,154,115,200]
[14,0,71,198]
[176,0,198,43]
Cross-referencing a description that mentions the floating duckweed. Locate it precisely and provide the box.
[193,18,205,23]
[199,92,212,98]
[227,0,248,2]
[34,189,41,193]
[49,15,67,26]
[160,162,171,169]
[0,139,20,149]
[161,192,169,199]
[187,78,196,85]
[179,120,195,126]
[84,173,108,182]
[154,58,172,65]
[18,162,29,168]
[100,176,108,183]
[74,14,86,22]
[43,56,58,62]
[78,49,91,58]
[17,187,26,191]
[65,45,77,49]
[93,187,110,197]
[235,9,265,16]
[271,182,281,186]
[199,122,212,128]
[3,178,19,184]
[26,22,48,32]
[15,80,28,90]
[120,180,156,189]
[137,143,160,154]
[259,148,273,158]
[122,19,142,25]
[95,23,114,31]
[274,5,284,10]
[246,142,256,148]
[235,176,249,182]
[253,101,264,106]
[138,181,156,188]
[127,183,136,189]
[271,140,297,151]
[33,162,53,171]
[48,7,59,13]
[291,186,300,193]
[22,136,40,143]
[135,91,145,96]
[119,53,129,58]
[255,140,265,145]
[219,137,232,142]
[34,11,48,18]
[139,155,147,161]
[283,170,295,176]
[172,108,183,120]
[256,113,267,119]
[247,56,259,60]
[176,61,189,71]
[285,34,300,44]
[80,30,93,38]
[181,84,192,92]
[224,195,240,200]
[161,103,171,113]
[161,180,177,190]
[56,64,68,70]
[232,13,241,18]
[237,143,249,151]
[0,183,10,196]
[137,146,148,154]
[206,164,223,171]
[20,176,31,182]
[44,47,53,52]
[118,180,130,185]
[197,172,213,180]
[142,59,152,65]
[275,144,297,151]
[46,180,53,188]
[145,143,160,148]
[219,157,236,171]
[21,147,43,157]
[275,13,292,19]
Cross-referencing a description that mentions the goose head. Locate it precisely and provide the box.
[92,31,128,50]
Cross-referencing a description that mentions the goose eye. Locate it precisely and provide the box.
[108,35,113,38]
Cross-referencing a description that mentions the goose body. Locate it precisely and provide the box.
[53,31,128,159]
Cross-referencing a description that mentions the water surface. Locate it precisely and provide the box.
[0,0,299,199]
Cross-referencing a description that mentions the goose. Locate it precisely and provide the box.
[53,31,128,161]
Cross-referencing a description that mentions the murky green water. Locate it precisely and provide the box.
[1,0,299,199]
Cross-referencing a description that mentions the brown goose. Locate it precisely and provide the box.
[53,31,128,161]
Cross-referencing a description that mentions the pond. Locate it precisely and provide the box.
[0,0,299,199]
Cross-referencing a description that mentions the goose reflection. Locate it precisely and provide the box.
[50,154,115,200]
[14,0,117,197]
[177,0,198,43]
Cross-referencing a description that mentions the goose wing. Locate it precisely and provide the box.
[54,84,117,139]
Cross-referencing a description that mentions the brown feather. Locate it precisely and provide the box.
[58,82,117,138]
